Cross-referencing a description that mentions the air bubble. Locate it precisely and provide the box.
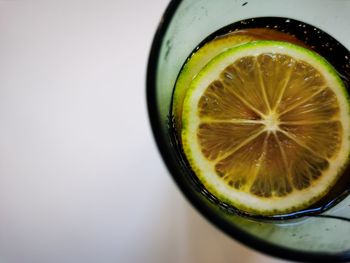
[285,19,290,23]
[224,72,233,80]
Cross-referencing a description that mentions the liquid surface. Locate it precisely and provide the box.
[170,17,350,220]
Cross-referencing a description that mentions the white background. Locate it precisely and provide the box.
[0,1,289,262]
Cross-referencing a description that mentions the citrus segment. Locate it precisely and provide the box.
[250,132,292,197]
[275,131,329,191]
[181,41,350,215]
[215,132,267,191]
[276,60,327,113]
[280,88,340,122]
[198,80,261,120]
[257,53,295,110]
[221,58,268,115]
[280,122,342,159]
[198,123,264,161]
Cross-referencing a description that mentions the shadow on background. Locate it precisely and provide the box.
[139,174,288,263]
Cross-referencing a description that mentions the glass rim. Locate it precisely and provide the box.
[146,0,350,261]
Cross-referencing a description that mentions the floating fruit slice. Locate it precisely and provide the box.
[181,40,350,215]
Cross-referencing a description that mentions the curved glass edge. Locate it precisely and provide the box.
[145,0,350,262]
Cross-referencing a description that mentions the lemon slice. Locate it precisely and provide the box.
[181,40,350,215]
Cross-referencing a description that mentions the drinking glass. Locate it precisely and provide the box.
[147,0,350,261]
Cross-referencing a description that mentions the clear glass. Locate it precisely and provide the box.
[147,0,350,261]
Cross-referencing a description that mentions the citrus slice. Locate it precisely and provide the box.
[172,29,306,134]
[181,40,350,215]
